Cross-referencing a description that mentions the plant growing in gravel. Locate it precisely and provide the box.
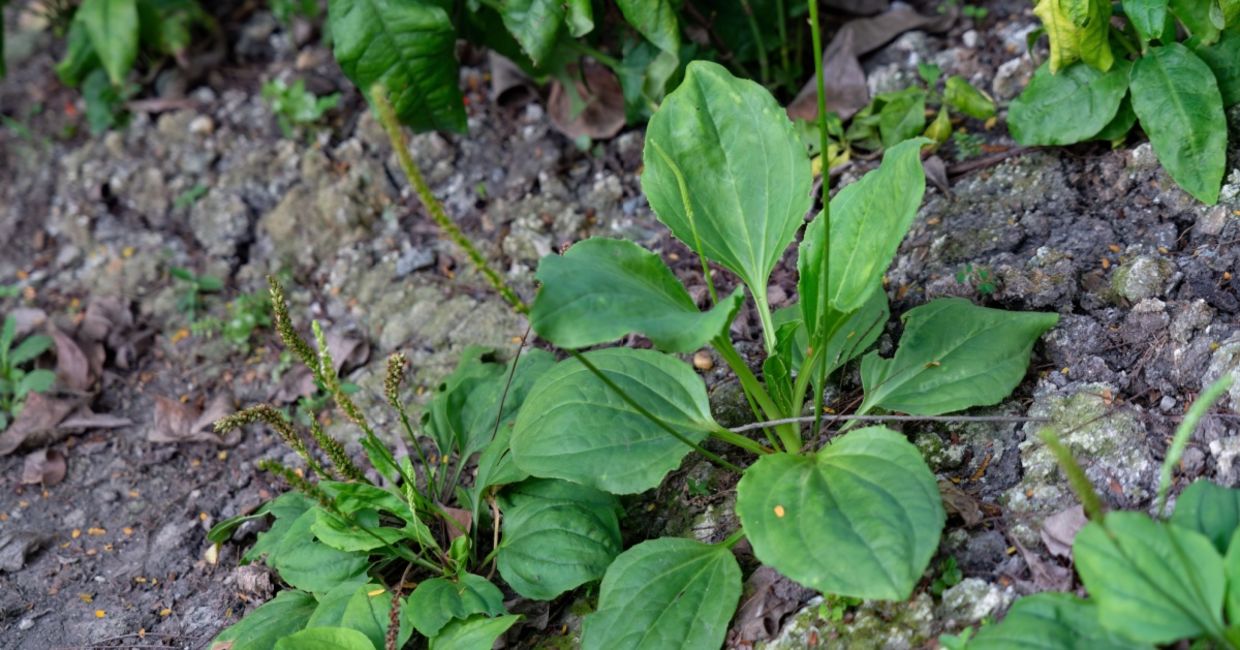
[1012,0,1240,204]
[951,376,1240,649]
[261,78,341,138]
[170,266,222,321]
[0,315,55,431]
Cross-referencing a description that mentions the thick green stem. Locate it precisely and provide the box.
[713,336,782,450]
[710,427,772,455]
[371,85,527,314]
[807,0,832,439]
[751,289,779,355]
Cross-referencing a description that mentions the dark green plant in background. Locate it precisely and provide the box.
[0,314,55,431]
[1012,0,1240,204]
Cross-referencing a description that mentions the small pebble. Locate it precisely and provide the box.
[693,351,713,371]
[188,116,214,136]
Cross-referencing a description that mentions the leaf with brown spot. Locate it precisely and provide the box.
[21,448,67,486]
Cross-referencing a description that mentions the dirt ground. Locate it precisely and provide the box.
[2,1,1239,648]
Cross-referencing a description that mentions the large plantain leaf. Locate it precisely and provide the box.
[1074,513,1227,644]
[77,0,138,85]
[510,348,718,494]
[1129,43,1227,204]
[1171,480,1240,553]
[267,508,369,594]
[642,61,811,320]
[497,478,622,600]
[1033,0,1114,72]
[210,590,318,650]
[735,427,944,600]
[1194,29,1240,107]
[1008,61,1131,145]
[429,615,521,650]
[405,574,506,638]
[798,138,926,332]
[858,298,1059,416]
[530,238,743,353]
[339,583,412,649]
[581,537,741,650]
[328,0,465,133]
[273,627,380,650]
[967,592,1153,649]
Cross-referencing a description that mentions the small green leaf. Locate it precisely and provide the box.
[735,427,944,601]
[615,0,680,100]
[210,590,318,650]
[497,478,622,600]
[876,87,926,149]
[642,61,811,315]
[241,492,314,564]
[9,335,52,366]
[1225,528,1240,623]
[328,0,465,133]
[1130,43,1228,204]
[272,626,375,650]
[581,537,741,650]
[1170,0,1222,43]
[859,298,1059,416]
[429,615,521,650]
[1033,0,1114,72]
[268,508,369,594]
[531,238,743,353]
[1123,0,1170,44]
[499,0,564,66]
[1074,512,1226,643]
[510,348,717,494]
[340,583,411,649]
[77,0,139,85]
[944,76,997,119]
[1171,480,1240,553]
[404,574,506,638]
[16,369,56,398]
[305,576,372,628]
[1194,29,1240,107]
[1008,61,1131,145]
[799,138,927,324]
[565,0,593,37]
[967,592,1154,649]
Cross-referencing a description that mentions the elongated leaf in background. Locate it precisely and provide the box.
[1075,513,1226,643]
[500,0,564,66]
[859,298,1059,416]
[210,590,318,650]
[1033,0,1113,72]
[1170,0,1221,43]
[1123,0,1170,44]
[643,61,811,314]
[1171,480,1240,553]
[55,17,99,87]
[967,592,1154,650]
[565,0,593,37]
[429,615,521,650]
[799,138,926,329]
[877,87,926,148]
[581,537,741,650]
[404,574,506,638]
[944,76,996,119]
[1130,43,1227,204]
[1194,29,1240,107]
[497,478,622,599]
[510,348,717,494]
[77,0,138,85]
[531,238,743,353]
[1009,61,1131,145]
[615,0,680,99]
[328,0,465,133]
[1226,528,1240,623]
[735,427,944,600]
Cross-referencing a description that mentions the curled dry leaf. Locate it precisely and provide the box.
[730,566,817,645]
[923,155,952,196]
[48,325,93,392]
[0,530,48,572]
[0,393,85,455]
[79,297,143,370]
[442,507,473,542]
[548,61,626,141]
[1040,505,1087,559]
[149,393,236,444]
[489,52,535,107]
[20,448,67,486]
[938,480,984,527]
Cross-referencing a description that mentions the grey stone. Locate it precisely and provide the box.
[939,578,1012,626]
[760,593,937,650]
[1111,255,1171,302]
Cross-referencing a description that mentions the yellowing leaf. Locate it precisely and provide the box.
[1034,0,1114,73]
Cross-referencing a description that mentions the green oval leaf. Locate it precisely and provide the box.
[340,583,411,649]
[497,478,622,600]
[799,138,928,327]
[77,0,138,85]
[967,592,1153,649]
[405,574,506,638]
[269,508,370,594]
[531,238,743,353]
[1123,0,1170,44]
[328,0,465,133]
[500,0,564,66]
[1129,43,1227,204]
[1074,512,1226,643]
[429,615,521,650]
[511,348,717,494]
[210,591,318,650]
[944,76,996,120]
[581,537,741,650]
[1009,61,1131,145]
[272,626,375,650]
[642,60,811,308]
[1193,29,1240,107]
[1171,480,1240,553]
[859,298,1059,416]
[305,576,371,628]
[735,427,944,600]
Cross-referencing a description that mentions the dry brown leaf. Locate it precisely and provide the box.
[489,52,535,106]
[1040,505,1087,559]
[730,566,817,645]
[148,393,235,444]
[1011,537,1073,592]
[0,393,85,455]
[938,480,984,527]
[270,330,368,404]
[20,448,67,486]
[442,507,472,542]
[548,61,626,141]
[0,530,48,572]
[48,325,92,392]
[59,407,132,431]
[923,155,952,196]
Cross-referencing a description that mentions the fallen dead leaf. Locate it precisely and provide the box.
[442,507,472,542]
[270,330,368,404]
[0,530,48,572]
[730,566,817,645]
[148,393,235,444]
[548,61,626,141]
[938,480,984,527]
[20,448,67,486]
[48,325,92,392]
[0,393,86,455]
[1012,537,1073,592]
[923,155,952,196]
[1040,505,1087,559]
